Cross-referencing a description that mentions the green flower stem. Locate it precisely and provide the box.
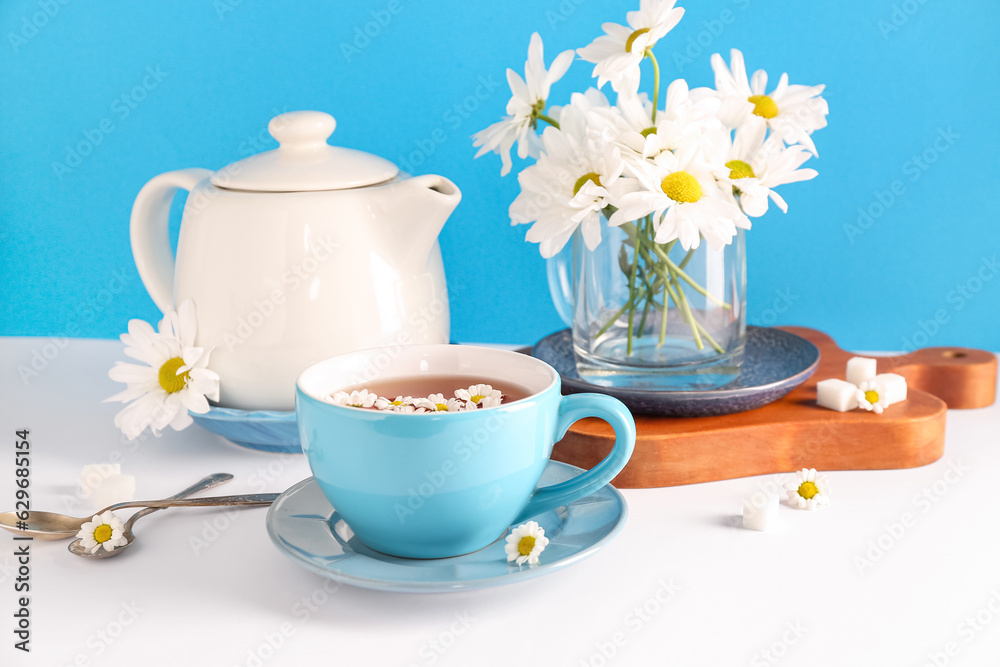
[535,113,560,129]
[678,247,696,271]
[635,241,674,347]
[640,240,704,350]
[692,316,726,354]
[647,50,660,124]
[648,244,731,310]
[661,275,703,351]
[625,238,641,355]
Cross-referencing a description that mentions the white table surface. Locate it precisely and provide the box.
[2,336,999,667]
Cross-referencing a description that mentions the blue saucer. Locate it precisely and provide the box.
[265,461,628,593]
[189,407,299,453]
[532,326,820,417]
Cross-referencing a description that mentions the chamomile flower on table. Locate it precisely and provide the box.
[332,389,378,409]
[105,300,220,440]
[505,521,550,566]
[856,381,890,414]
[76,511,128,554]
[707,48,828,156]
[472,32,574,176]
[709,116,818,217]
[509,102,626,257]
[608,141,751,251]
[785,468,831,510]
[577,0,685,93]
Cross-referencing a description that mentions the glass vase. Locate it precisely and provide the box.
[548,221,746,390]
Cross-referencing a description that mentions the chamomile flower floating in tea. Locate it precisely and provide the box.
[76,511,128,554]
[331,389,378,409]
[454,384,502,407]
[505,521,550,566]
[423,394,465,413]
[105,300,220,440]
[785,468,830,511]
[326,381,514,413]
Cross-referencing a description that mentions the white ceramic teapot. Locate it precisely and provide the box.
[130,110,460,411]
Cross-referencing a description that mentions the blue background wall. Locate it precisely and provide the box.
[2,0,998,350]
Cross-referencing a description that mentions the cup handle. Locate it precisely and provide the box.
[513,393,635,524]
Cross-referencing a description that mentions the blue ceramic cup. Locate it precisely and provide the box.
[296,344,635,559]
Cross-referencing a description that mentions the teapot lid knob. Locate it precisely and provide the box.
[211,109,398,191]
[269,111,336,149]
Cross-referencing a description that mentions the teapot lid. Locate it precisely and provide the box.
[212,111,399,192]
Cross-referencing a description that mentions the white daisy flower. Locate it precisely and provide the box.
[505,520,550,566]
[479,394,504,409]
[509,100,626,257]
[331,389,378,409]
[455,384,502,407]
[392,404,429,414]
[473,32,575,176]
[594,81,722,168]
[76,510,128,554]
[707,48,828,155]
[710,116,818,217]
[855,381,889,414]
[608,141,750,251]
[374,395,414,410]
[577,0,685,93]
[424,394,465,412]
[105,300,220,440]
[785,468,830,510]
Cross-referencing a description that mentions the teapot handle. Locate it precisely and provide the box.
[129,168,212,313]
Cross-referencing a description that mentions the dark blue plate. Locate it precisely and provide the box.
[531,326,820,417]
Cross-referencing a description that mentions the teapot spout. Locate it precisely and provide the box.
[379,174,461,270]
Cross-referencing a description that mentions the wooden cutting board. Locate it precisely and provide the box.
[550,327,997,488]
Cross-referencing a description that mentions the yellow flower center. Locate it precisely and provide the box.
[726,159,755,180]
[435,403,448,411]
[865,390,880,404]
[573,172,602,195]
[391,400,405,406]
[517,535,536,556]
[797,481,819,500]
[93,524,113,543]
[625,28,650,53]
[660,171,703,203]
[470,394,485,403]
[748,94,778,119]
[640,126,657,138]
[158,357,189,394]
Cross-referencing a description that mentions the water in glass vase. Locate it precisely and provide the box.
[552,224,747,391]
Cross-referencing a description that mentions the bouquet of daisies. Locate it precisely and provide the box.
[473,0,827,355]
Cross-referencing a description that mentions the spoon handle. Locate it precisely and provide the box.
[103,493,280,512]
[123,473,234,530]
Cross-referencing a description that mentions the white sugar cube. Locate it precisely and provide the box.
[743,493,779,531]
[875,373,908,406]
[90,475,136,510]
[80,463,121,496]
[846,357,878,386]
[817,378,860,412]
